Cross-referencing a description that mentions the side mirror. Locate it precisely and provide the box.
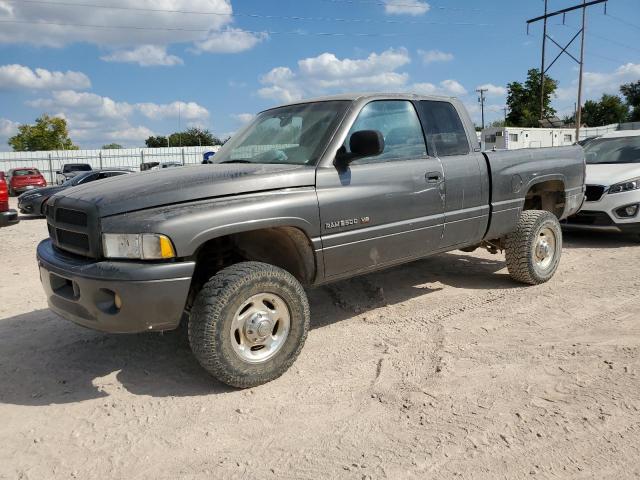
[55,170,61,175]
[336,130,385,165]
[350,130,384,158]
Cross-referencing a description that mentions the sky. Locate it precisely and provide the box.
[0,0,639,150]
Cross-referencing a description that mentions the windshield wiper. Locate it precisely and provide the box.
[219,159,253,164]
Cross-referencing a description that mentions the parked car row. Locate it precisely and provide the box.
[18,169,132,216]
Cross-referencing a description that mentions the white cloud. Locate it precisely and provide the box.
[258,48,411,103]
[384,0,430,16]
[137,101,209,120]
[0,64,91,90]
[193,28,267,54]
[28,90,134,118]
[476,83,507,97]
[0,118,18,136]
[232,113,255,125]
[26,90,210,148]
[418,49,453,64]
[106,125,155,141]
[101,45,183,67]
[0,0,265,55]
[0,118,19,151]
[555,63,640,104]
[412,79,467,96]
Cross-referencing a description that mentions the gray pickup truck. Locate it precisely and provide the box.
[37,93,585,387]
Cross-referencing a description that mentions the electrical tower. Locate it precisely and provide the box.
[527,0,607,141]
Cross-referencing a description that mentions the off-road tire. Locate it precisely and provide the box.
[505,210,562,285]
[188,261,310,388]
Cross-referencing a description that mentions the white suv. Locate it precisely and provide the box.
[564,130,640,238]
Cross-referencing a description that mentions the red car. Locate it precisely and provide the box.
[0,172,19,227]
[7,167,47,196]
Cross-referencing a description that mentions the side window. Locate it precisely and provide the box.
[345,100,426,164]
[418,101,470,156]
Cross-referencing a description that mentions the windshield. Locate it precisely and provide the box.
[63,164,91,172]
[584,136,640,164]
[213,100,350,165]
[14,169,40,176]
[63,172,91,186]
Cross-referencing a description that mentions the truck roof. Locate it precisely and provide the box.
[266,92,457,110]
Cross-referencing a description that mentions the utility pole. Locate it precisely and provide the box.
[527,0,606,140]
[476,88,488,130]
[540,0,548,121]
[575,1,587,142]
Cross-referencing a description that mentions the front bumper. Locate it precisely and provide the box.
[18,195,46,215]
[37,239,196,333]
[563,188,640,234]
[0,209,19,227]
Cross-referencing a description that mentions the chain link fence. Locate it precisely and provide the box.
[0,146,220,184]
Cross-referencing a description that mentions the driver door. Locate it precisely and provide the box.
[316,100,445,279]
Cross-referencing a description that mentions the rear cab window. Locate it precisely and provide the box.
[416,101,470,156]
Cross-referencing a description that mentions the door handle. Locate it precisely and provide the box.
[426,172,442,184]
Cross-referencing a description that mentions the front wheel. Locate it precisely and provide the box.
[188,261,310,388]
[505,210,562,285]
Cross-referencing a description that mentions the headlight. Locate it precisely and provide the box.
[609,178,640,194]
[102,233,176,260]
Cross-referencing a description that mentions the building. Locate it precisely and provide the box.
[482,127,576,150]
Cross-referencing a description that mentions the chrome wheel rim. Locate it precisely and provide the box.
[230,293,291,364]
[534,226,556,270]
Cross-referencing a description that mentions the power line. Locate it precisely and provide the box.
[5,0,494,27]
[0,18,489,35]
[605,12,640,32]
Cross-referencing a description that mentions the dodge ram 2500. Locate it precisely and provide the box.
[37,93,585,387]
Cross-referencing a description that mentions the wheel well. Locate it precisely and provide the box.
[523,180,565,218]
[186,227,316,310]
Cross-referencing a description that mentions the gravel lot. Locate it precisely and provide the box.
[1,197,640,480]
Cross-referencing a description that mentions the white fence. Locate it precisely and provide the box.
[0,146,220,184]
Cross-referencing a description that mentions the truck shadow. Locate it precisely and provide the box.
[563,230,640,249]
[0,252,510,406]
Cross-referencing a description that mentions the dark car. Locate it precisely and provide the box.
[7,167,47,195]
[0,171,19,227]
[19,169,132,216]
[56,163,92,185]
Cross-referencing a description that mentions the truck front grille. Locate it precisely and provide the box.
[585,185,605,202]
[55,208,87,226]
[47,199,101,258]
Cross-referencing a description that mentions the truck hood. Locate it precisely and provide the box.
[54,163,317,217]
[586,163,640,186]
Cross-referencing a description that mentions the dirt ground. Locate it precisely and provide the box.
[1,197,639,480]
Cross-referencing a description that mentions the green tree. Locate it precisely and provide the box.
[168,128,222,147]
[102,143,123,149]
[581,94,628,127]
[620,81,640,122]
[506,69,558,127]
[145,136,169,148]
[145,128,222,148]
[8,115,78,151]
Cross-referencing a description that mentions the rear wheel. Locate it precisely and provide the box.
[188,261,310,388]
[505,210,562,285]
